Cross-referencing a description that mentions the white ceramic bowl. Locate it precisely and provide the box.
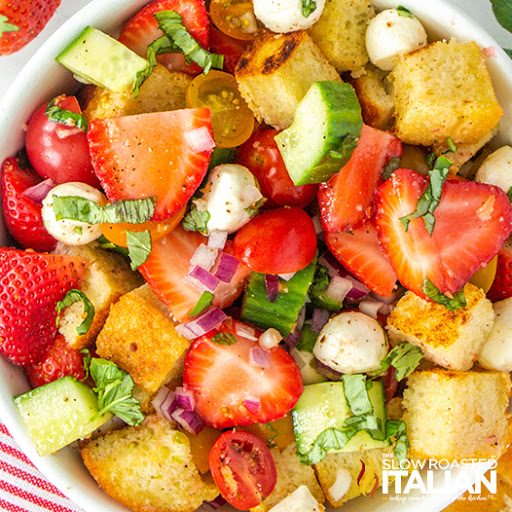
[0,1,510,511]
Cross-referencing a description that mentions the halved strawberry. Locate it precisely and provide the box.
[0,249,86,366]
[183,321,303,428]
[88,108,213,220]
[325,221,397,297]
[118,0,209,75]
[375,169,512,299]
[1,156,56,252]
[140,225,250,322]
[319,124,402,233]
[487,245,512,302]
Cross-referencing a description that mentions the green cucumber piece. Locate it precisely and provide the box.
[309,264,343,312]
[275,81,363,185]
[15,376,111,456]
[292,381,389,458]
[297,323,317,352]
[56,27,148,92]
[241,260,316,336]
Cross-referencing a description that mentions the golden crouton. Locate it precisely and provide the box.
[96,285,190,397]
[84,64,192,121]
[386,283,495,371]
[349,64,394,129]
[390,41,503,146]
[235,31,341,129]
[54,242,142,350]
[251,444,325,512]
[80,415,218,512]
[309,0,374,72]
[402,369,511,461]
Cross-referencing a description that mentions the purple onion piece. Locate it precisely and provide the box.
[177,307,228,340]
[173,386,196,412]
[234,321,258,341]
[188,265,220,292]
[249,346,270,368]
[214,252,239,283]
[284,329,301,350]
[264,274,280,302]
[208,230,228,250]
[171,408,205,435]
[244,398,261,414]
[200,496,226,511]
[296,306,306,332]
[315,359,342,381]
[311,308,330,334]
[23,178,55,204]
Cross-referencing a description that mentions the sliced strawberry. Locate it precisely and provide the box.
[319,124,402,233]
[88,108,213,220]
[1,156,56,252]
[25,335,85,388]
[183,321,303,428]
[325,221,397,297]
[140,225,250,322]
[118,0,209,75]
[0,249,86,366]
[488,245,512,302]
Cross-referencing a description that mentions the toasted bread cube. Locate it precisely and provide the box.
[235,31,341,129]
[309,0,374,72]
[80,416,218,512]
[390,41,503,146]
[314,447,393,506]
[84,64,192,121]
[251,444,325,512]
[386,283,495,371]
[268,486,325,512]
[96,285,190,397]
[54,242,142,349]
[403,369,511,461]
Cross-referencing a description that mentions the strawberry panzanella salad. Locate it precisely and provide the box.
[1,0,512,511]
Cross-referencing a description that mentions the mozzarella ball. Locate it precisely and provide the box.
[313,311,388,374]
[365,9,427,70]
[475,146,512,194]
[253,0,325,33]
[199,164,263,234]
[478,298,512,372]
[42,182,105,246]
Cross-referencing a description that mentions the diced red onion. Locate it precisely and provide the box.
[176,307,228,340]
[197,496,227,511]
[208,230,228,250]
[319,252,345,278]
[372,289,403,305]
[315,359,342,380]
[290,349,306,369]
[278,272,296,281]
[258,328,282,350]
[173,386,195,411]
[311,308,330,334]
[325,276,352,304]
[190,244,218,272]
[23,178,55,204]
[234,321,258,341]
[312,215,323,235]
[284,330,301,350]
[249,346,270,368]
[151,386,173,419]
[171,408,205,434]
[188,265,220,292]
[214,252,239,283]
[185,126,215,153]
[175,323,198,340]
[265,274,280,302]
[359,299,391,319]
[346,276,371,302]
[244,398,261,414]
[296,306,306,332]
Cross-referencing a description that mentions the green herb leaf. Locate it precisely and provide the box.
[80,348,92,380]
[0,15,19,36]
[491,0,512,32]
[212,332,238,345]
[155,11,224,73]
[297,323,318,352]
[423,278,467,310]
[373,342,423,381]
[189,291,214,317]
[126,230,152,270]
[342,374,373,416]
[90,358,144,425]
[508,186,512,201]
[183,207,210,234]
[96,235,130,257]
[329,134,359,160]
[46,99,88,131]
[399,157,451,235]
[396,5,413,17]
[446,137,457,153]
[52,196,155,225]
[425,152,436,168]
[55,289,95,336]
[301,0,317,18]
[505,48,512,58]
[209,147,237,171]
[386,420,409,468]
[382,157,401,180]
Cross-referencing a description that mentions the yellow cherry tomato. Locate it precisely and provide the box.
[470,256,498,293]
[209,0,260,41]
[100,206,185,247]
[186,70,254,148]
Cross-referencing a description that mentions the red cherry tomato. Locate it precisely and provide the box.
[25,95,99,186]
[237,129,318,208]
[209,430,277,510]
[232,207,317,274]
[209,26,249,74]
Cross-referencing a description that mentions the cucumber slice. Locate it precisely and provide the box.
[56,27,148,92]
[15,376,111,456]
[292,381,389,459]
[241,260,316,336]
[275,81,363,185]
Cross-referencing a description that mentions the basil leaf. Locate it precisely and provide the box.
[189,291,214,317]
[90,358,144,426]
[56,289,95,336]
[446,137,457,153]
[126,230,152,270]
[209,147,237,171]
[96,235,130,257]
[80,348,92,380]
[155,11,224,73]
[301,0,317,18]
[508,186,512,201]
[46,99,88,131]
[382,157,401,180]
[375,342,423,381]
[212,332,238,345]
[183,207,210,234]
[0,15,19,35]
[342,374,373,416]
[491,0,512,32]
[425,151,436,168]
[423,278,467,310]
[396,5,413,17]
[328,134,359,160]
[386,420,409,468]
[505,49,512,58]
[52,196,155,225]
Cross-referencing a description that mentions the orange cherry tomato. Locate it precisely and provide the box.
[470,255,498,293]
[100,206,185,247]
[209,0,260,41]
[186,70,254,148]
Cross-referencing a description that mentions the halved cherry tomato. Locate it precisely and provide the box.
[209,25,249,74]
[186,70,254,148]
[100,206,186,247]
[232,207,317,274]
[237,129,318,208]
[25,95,99,186]
[209,430,277,510]
[470,255,498,293]
[209,0,260,41]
